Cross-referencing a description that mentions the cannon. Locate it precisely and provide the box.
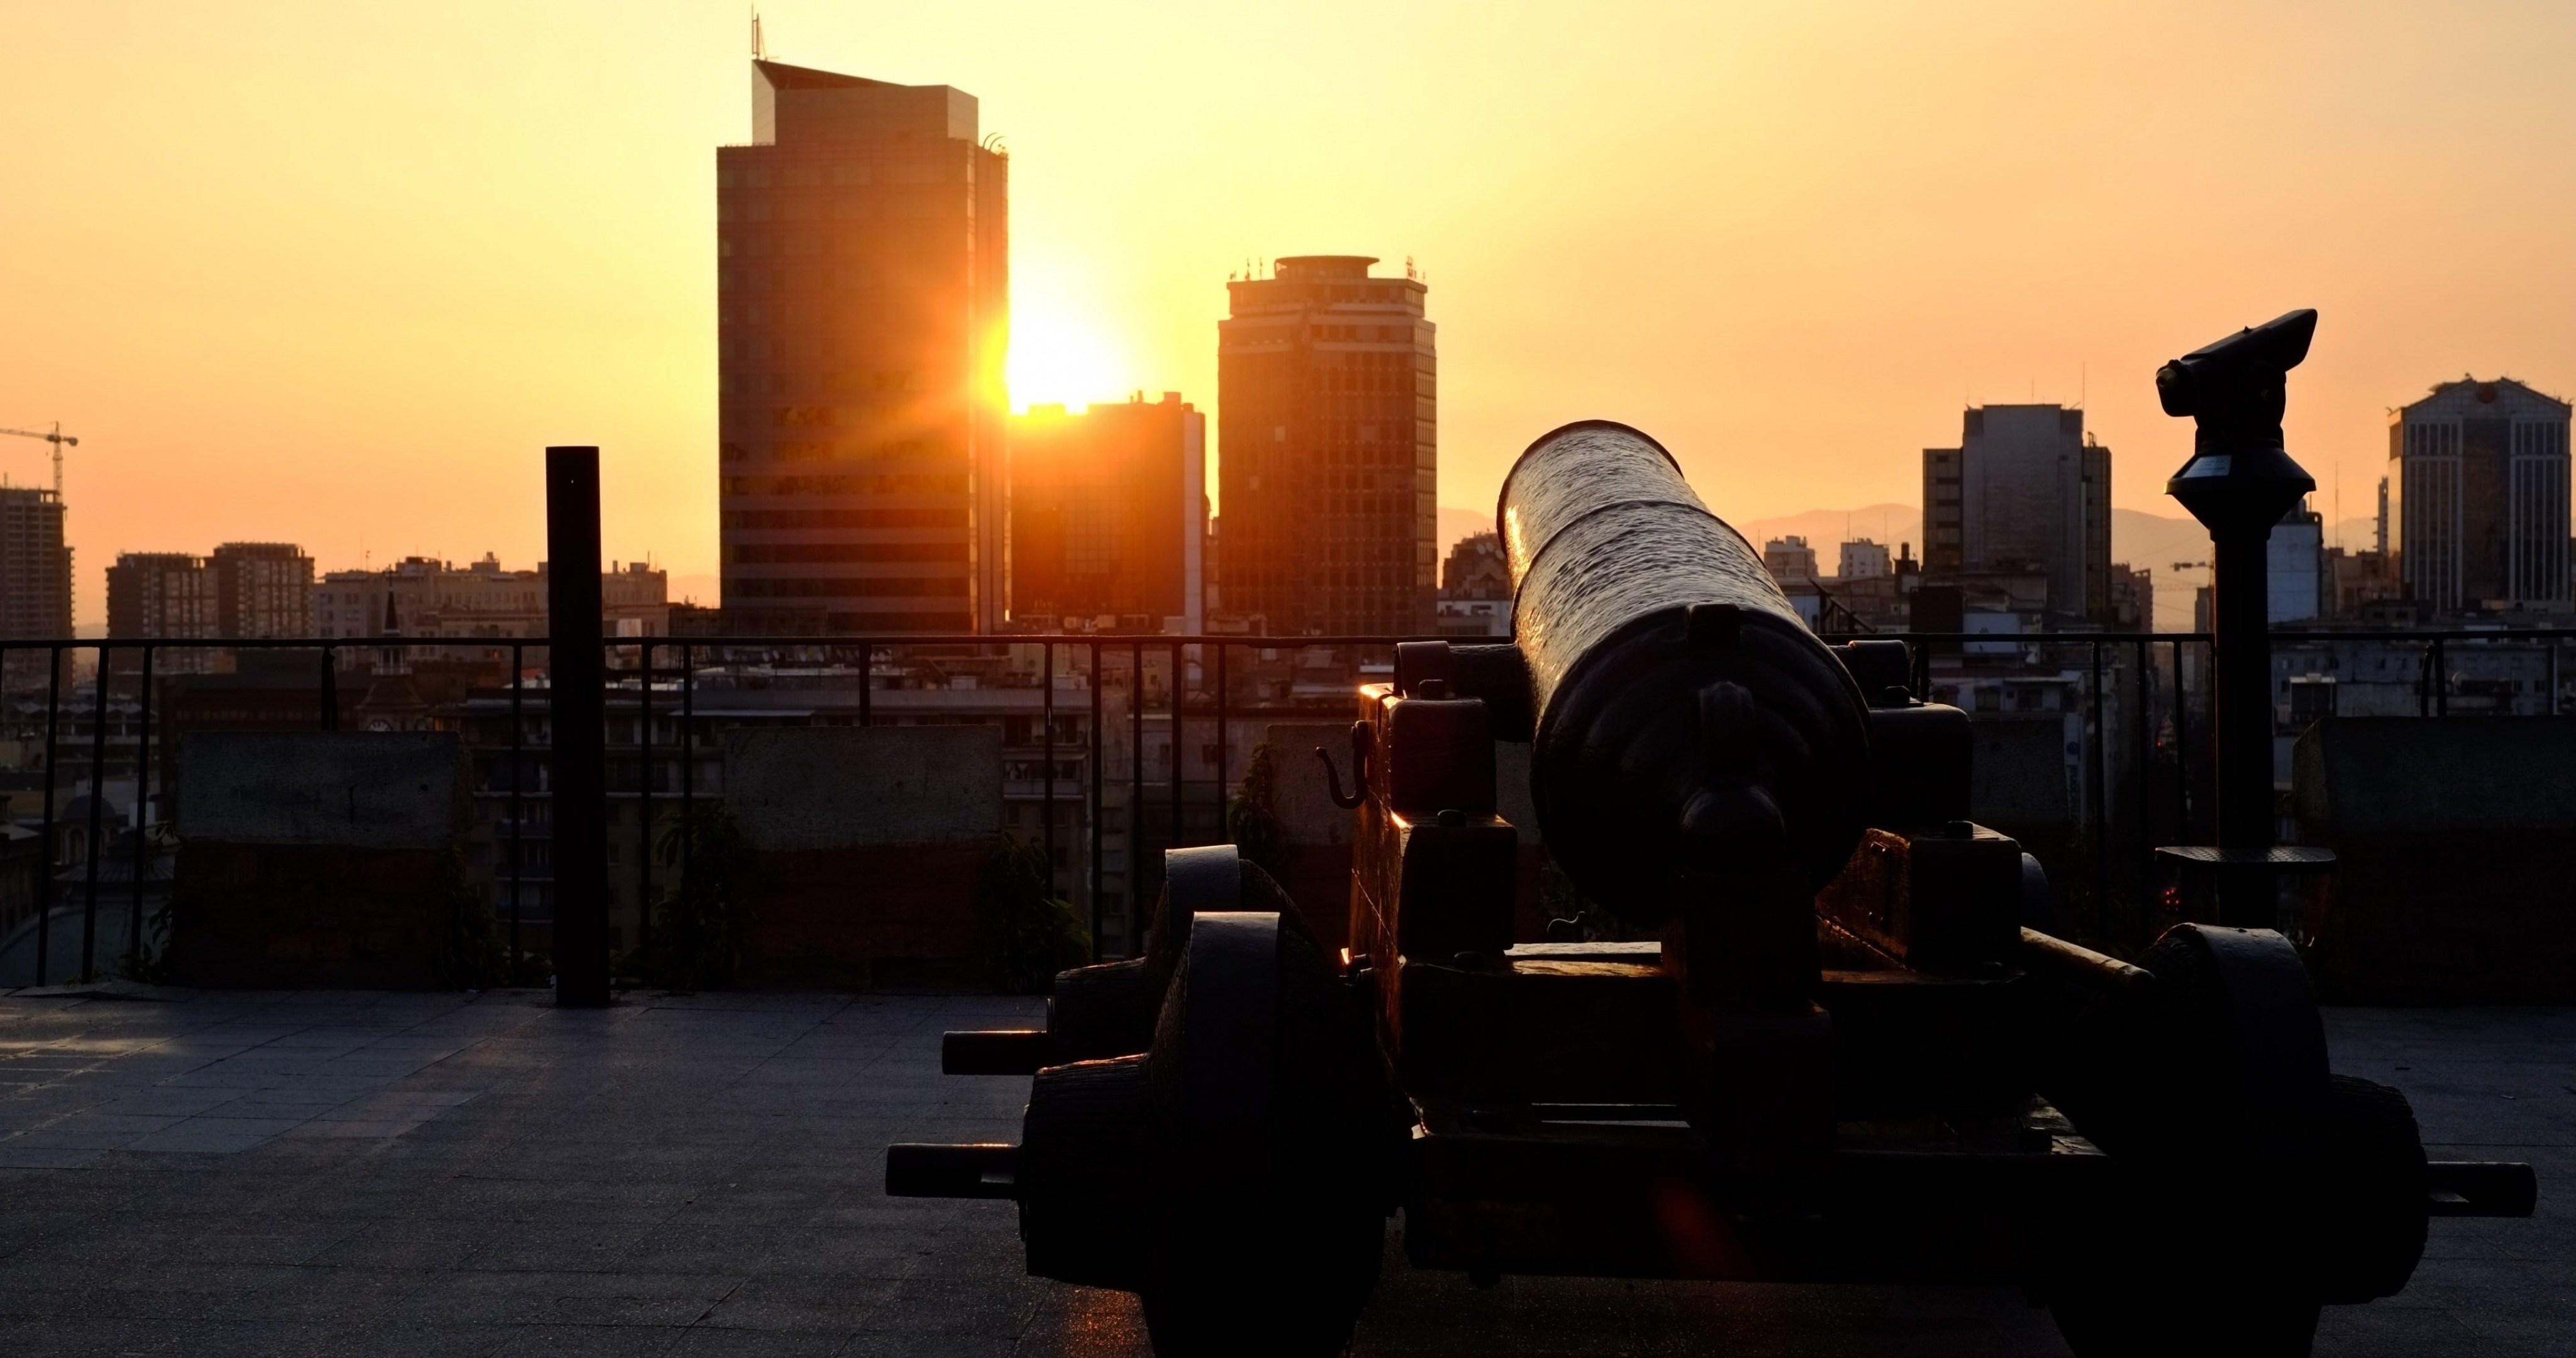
[892,416,2535,1357]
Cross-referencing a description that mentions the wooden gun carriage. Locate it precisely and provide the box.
[894,421,2534,1357]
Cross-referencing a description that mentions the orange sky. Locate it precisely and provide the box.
[9,3,2576,628]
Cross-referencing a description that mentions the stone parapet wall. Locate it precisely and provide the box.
[165,732,473,989]
[721,727,1012,988]
[2294,717,2576,1003]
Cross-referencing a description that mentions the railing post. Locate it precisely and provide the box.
[2434,637,2449,717]
[1170,640,1184,847]
[1143,644,1154,953]
[637,639,653,961]
[680,644,694,907]
[546,446,611,1007]
[1042,641,1055,898]
[1214,641,1229,841]
[509,641,524,975]
[2418,643,2433,718]
[129,644,153,976]
[2089,641,2107,930]
[858,641,872,728]
[319,646,337,731]
[2172,641,2194,842]
[2133,636,2153,912]
[80,644,109,981]
[37,644,60,987]
[1089,641,1104,963]
[1143,639,1154,958]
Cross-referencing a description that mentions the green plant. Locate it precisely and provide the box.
[1228,741,1288,878]
[640,802,755,991]
[982,836,1089,994]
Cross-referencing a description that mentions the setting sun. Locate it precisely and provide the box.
[1008,288,1126,412]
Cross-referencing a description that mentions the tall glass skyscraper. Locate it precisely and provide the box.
[716,61,1009,632]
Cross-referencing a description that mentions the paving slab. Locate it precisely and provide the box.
[0,987,2562,1356]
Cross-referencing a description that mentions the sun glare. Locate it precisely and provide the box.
[1008,293,1124,412]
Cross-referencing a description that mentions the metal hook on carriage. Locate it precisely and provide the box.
[1316,720,1373,810]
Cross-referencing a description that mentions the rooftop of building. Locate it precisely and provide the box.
[1274,255,1379,279]
[750,58,901,91]
[1013,392,1193,421]
[748,58,980,146]
[2396,375,2574,415]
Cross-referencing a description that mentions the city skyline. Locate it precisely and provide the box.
[11,4,2576,629]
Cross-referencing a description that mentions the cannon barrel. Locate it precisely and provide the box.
[1501,421,1870,922]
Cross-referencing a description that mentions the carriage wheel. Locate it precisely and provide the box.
[1138,910,1389,1357]
[2048,925,2331,1357]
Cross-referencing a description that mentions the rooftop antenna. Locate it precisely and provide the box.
[751,6,766,60]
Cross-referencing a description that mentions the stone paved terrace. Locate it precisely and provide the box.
[0,987,2563,1357]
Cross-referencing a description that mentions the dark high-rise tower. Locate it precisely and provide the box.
[211,541,315,637]
[1921,404,2111,624]
[1008,394,1206,632]
[716,60,1009,632]
[1217,256,1435,636]
[2387,377,2572,613]
[0,488,70,641]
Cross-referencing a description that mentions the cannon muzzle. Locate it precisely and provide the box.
[1499,421,1870,922]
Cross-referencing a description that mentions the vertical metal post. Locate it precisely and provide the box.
[1170,641,1185,847]
[858,641,873,728]
[2551,639,2562,717]
[2172,641,2193,842]
[80,644,109,981]
[37,644,61,986]
[2208,524,2275,923]
[680,644,694,902]
[2433,638,2448,717]
[2090,641,2108,927]
[1214,641,1229,839]
[1042,642,1056,898]
[637,639,653,959]
[2418,643,2433,718]
[2132,637,2155,912]
[129,644,153,976]
[319,646,338,731]
[546,446,611,1007]
[1089,641,1104,962]
[509,641,524,973]
[1130,640,1144,958]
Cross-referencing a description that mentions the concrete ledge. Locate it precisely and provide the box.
[165,844,465,989]
[736,840,1003,989]
[2295,717,2576,1003]
[724,727,1002,851]
[2296,717,2576,834]
[1967,715,2072,828]
[178,732,466,849]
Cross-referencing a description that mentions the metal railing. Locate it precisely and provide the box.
[4,624,2570,986]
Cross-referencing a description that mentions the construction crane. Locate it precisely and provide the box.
[0,422,77,497]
